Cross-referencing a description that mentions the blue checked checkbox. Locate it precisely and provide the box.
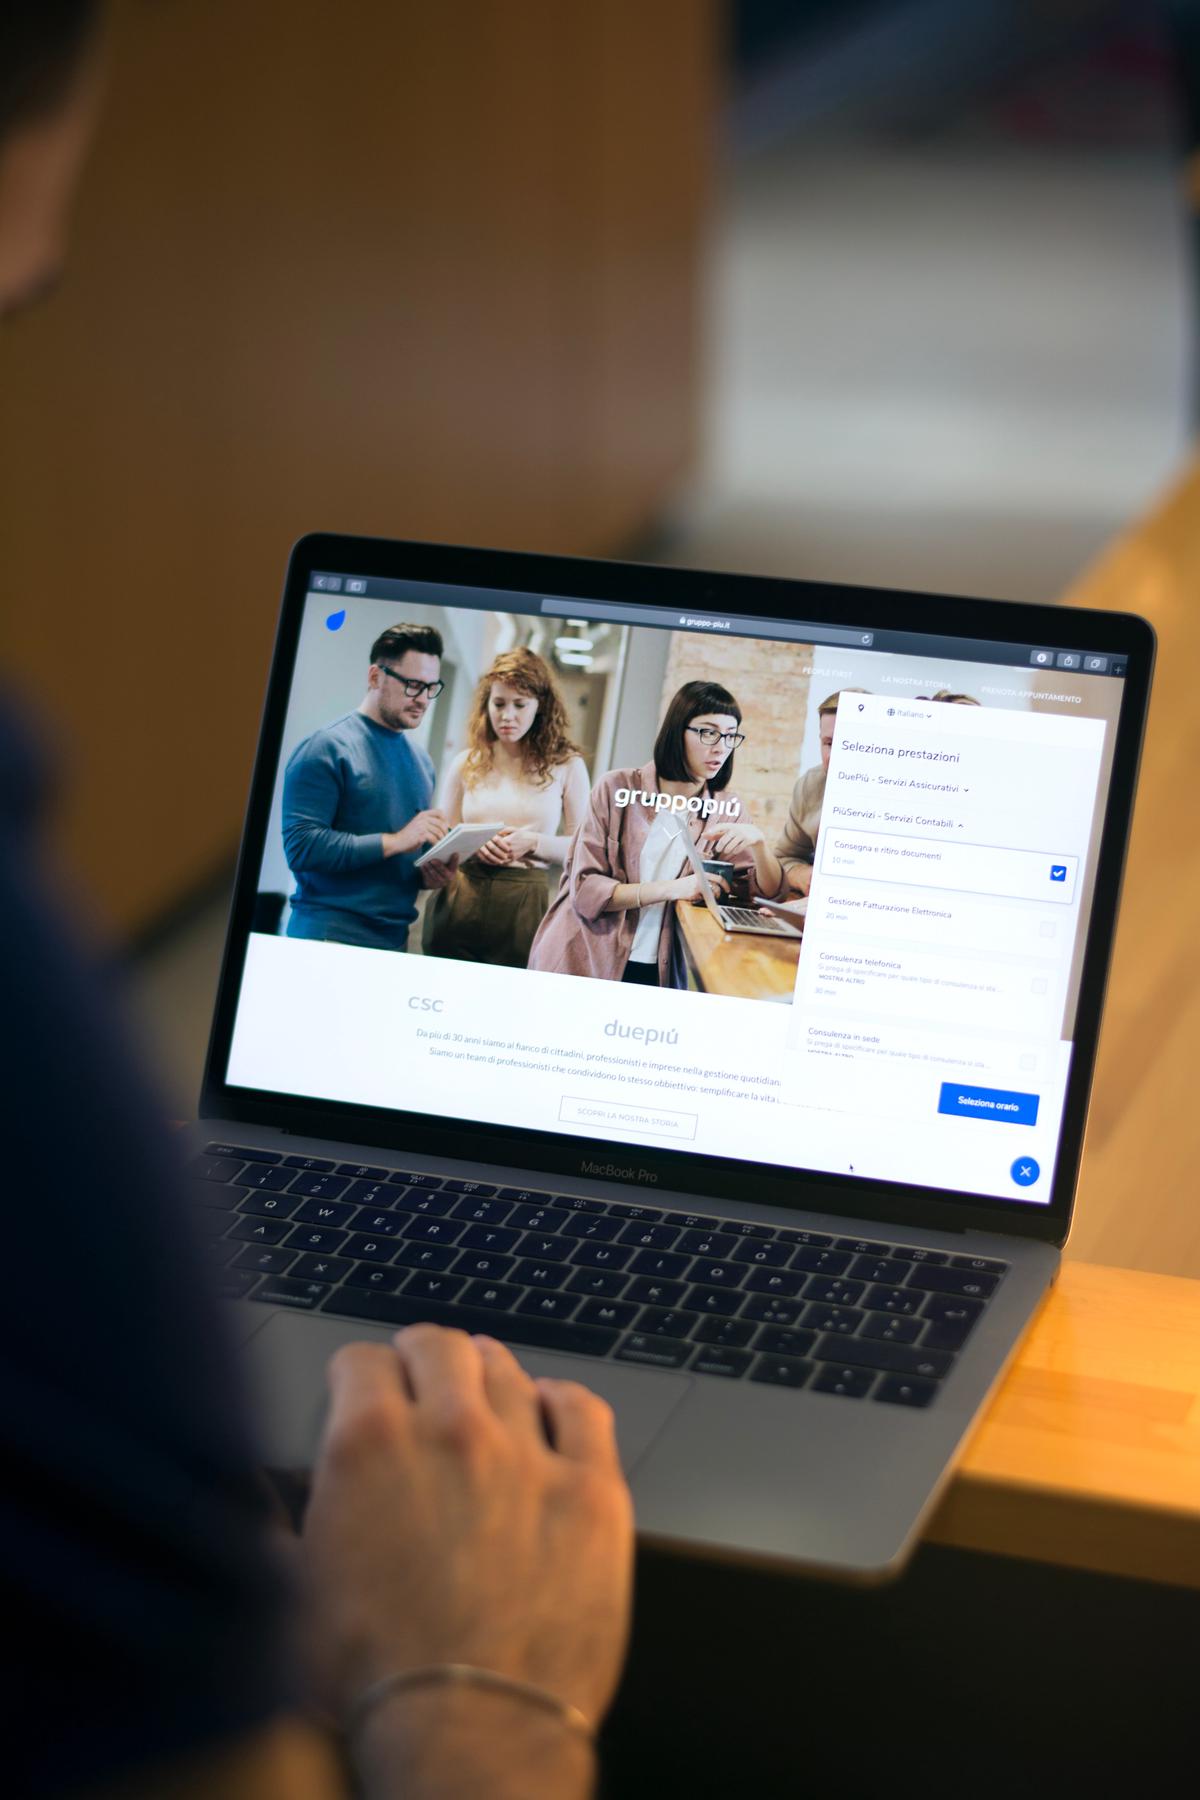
[1050,865,1067,882]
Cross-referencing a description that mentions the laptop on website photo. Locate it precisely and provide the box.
[189,533,1152,1579]
[678,825,804,938]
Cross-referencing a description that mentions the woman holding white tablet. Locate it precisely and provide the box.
[423,649,590,967]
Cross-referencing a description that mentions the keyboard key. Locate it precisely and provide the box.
[286,1225,349,1254]
[557,1195,606,1214]
[389,1188,458,1217]
[337,1162,389,1180]
[691,1346,753,1378]
[459,1223,521,1254]
[321,1289,621,1360]
[508,1204,570,1234]
[689,1258,742,1288]
[393,1241,459,1273]
[191,1210,234,1240]
[464,1280,523,1311]
[615,1334,691,1369]
[441,1178,498,1196]
[875,1375,938,1408]
[255,1277,330,1311]
[756,1326,817,1357]
[231,1245,297,1275]
[296,1198,357,1228]
[570,1242,633,1271]
[403,1272,466,1304]
[342,1180,394,1208]
[518,1233,572,1261]
[191,1182,246,1211]
[567,1268,629,1299]
[626,1275,687,1309]
[677,1229,741,1259]
[236,1190,301,1220]
[576,1297,638,1330]
[205,1142,282,1165]
[665,1212,720,1229]
[229,1215,290,1246]
[728,1221,773,1238]
[618,1222,681,1251]
[346,1264,404,1292]
[802,1304,865,1335]
[515,1259,569,1290]
[920,1294,985,1328]
[813,1364,874,1398]
[791,1247,851,1276]
[893,1245,948,1265]
[777,1228,832,1247]
[865,1284,922,1316]
[293,1252,353,1282]
[860,1311,923,1345]
[742,1295,803,1326]
[609,1203,663,1221]
[451,1196,515,1225]
[401,1217,465,1245]
[835,1238,891,1255]
[814,1337,952,1380]
[453,1251,516,1282]
[685,1284,743,1317]
[732,1240,792,1268]
[750,1355,813,1389]
[562,1214,624,1242]
[240,1164,296,1192]
[217,1267,262,1298]
[351,1211,403,1237]
[345,1233,400,1263]
[191,1155,247,1182]
[287,1172,350,1200]
[635,1307,700,1339]
[802,1277,865,1307]
[744,1269,802,1298]
[921,1321,973,1352]
[694,1315,756,1348]
[950,1255,1008,1276]
[389,1171,444,1188]
[498,1187,552,1204]
[203,1235,240,1263]
[629,1249,690,1281]
[850,1256,911,1284]
[283,1154,335,1171]
[905,1266,998,1299]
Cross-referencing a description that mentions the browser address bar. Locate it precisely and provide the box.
[540,596,873,648]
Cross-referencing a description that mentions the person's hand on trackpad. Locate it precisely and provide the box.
[302,1324,634,1797]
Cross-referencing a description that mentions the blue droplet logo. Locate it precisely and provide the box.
[325,609,346,632]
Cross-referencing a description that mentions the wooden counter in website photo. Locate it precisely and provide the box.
[675,898,803,1001]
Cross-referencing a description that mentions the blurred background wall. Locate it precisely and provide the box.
[1,0,1191,967]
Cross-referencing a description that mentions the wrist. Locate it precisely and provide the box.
[356,1682,595,1800]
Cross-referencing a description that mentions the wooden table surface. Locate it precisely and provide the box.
[675,898,801,1000]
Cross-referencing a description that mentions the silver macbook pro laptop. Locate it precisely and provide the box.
[190,534,1152,1580]
[678,825,804,938]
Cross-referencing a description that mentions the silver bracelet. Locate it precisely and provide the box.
[348,1662,596,1748]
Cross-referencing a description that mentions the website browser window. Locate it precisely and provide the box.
[224,577,1125,1207]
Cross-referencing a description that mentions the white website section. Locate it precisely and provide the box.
[787,695,1106,1202]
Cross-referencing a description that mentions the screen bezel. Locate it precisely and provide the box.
[200,532,1155,1247]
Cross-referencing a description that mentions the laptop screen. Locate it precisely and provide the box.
[222,564,1131,1211]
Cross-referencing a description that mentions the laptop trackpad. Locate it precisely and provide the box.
[242,1309,690,1475]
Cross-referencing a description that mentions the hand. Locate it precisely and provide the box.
[303,1327,634,1728]
[475,831,516,866]
[497,826,539,862]
[786,862,813,897]
[667,872,726,903]
[385,810,449,857]
[421,853,459,890]
[700,822,763,859]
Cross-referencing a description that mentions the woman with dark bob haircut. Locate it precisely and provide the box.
[527,680,786,986]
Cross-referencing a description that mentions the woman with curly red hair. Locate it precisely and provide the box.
[423,647,590,966]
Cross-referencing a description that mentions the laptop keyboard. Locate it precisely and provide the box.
[190,1145,1008,1409]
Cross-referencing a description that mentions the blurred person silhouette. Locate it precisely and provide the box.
[0,6,633,1799]
[775,687,870,896]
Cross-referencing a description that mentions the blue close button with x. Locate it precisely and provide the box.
[1011,1156,1041,1187]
